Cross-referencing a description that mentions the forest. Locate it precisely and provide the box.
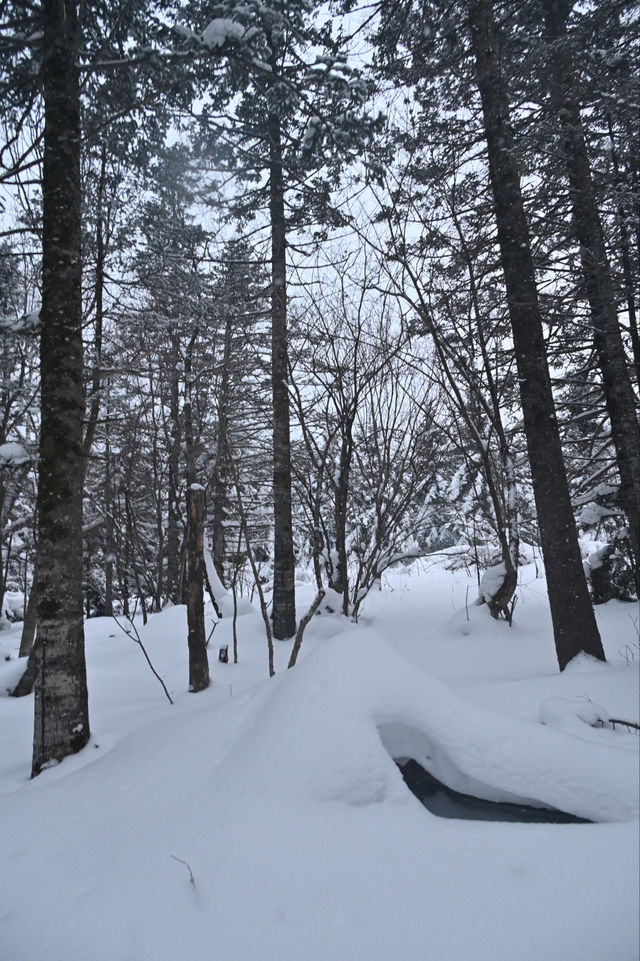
[0,0,638,776]
[0,4,639,959]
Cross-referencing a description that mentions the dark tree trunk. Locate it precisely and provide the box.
[541,0,640,594]
[19,565,38,657]
[606,117,640,386]
[123,486,148,624]
[103,417,114,618]
[32,0,90,775]
[468,0,605,670]
[0,524,7,622]
[211,311,233,586]
[117,486,130,618]
[82,142,106,467]
[480,442,519,621]
[183,332,197,488]
[12,637,40,698]
[186,485,209,692]
[166,331,181,605]
[329,424,353,616]
[268,112,296,639]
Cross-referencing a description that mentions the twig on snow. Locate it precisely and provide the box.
[171,855,196,885]
[608,718,640,732]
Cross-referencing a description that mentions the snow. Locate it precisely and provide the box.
[203,542,229,604]
[539,696,612,736]
[2,590,24,622]
[0,441,29,467]
[0,560,638,961]
[578,504,619,525]
[200,18,246,49]
[0,309,40,333]
[479,561,506,601]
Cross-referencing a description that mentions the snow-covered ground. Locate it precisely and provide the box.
[1,560,638,961]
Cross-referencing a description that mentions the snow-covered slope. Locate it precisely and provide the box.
[0,561,638,961]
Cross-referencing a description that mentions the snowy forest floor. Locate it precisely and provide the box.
[1,558,638,961]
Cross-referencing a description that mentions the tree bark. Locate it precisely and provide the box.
[32,0,90,775]
[12,637,40,698]
[183,331,197,488]
[186,485,209,692]
[288,589,326,669]
[541,0,640,594]
[19,565,38,657]
[82,142,106,468]
[606,117,640,386]
[268,111,296,639]
[103,412,114,618]
[329,424,353,616]
[211,311,233,586]
[468,0,605,670]
[166,330,181,604]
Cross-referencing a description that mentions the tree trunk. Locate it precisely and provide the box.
[117,486,130,617]
[606,117,640,386]
[463,230,520,616]
[186,485,209,692]
[268,111,296,639]
[82,142,106,468]
[12,637,40,698]
[103,417,114,618]
[329,425,353,616]
[32,0,90,775]
[183,331,197,488]
[468,0,605,670]
[19,566,38,657]
[166,330,182,604]
[123,486,148,624]
[0,527,8,625]
[541,0,640,594]
[211,311,233,586]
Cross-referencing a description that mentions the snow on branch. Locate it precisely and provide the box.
[0,310,40,334]
[0,442,30,469]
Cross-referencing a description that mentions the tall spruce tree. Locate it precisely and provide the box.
[538,0,640,593]
[180,0,380,636]
[372,0,606,667]
[466,0,605,669]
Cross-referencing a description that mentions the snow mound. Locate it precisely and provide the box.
[479,562,506,602]
[540,696,611,732]
[217,594,255,618]
[216,631,639,822]
[540,696,638,742]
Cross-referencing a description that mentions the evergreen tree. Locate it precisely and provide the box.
[466,0,605,668]
[179,0,381,636]
[538,0,640,593]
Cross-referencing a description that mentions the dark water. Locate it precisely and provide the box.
[397,758,591,824]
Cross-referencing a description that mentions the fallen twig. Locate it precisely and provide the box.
[608,717,640,732]
[171,855,195,885]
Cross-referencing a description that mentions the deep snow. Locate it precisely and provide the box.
[0,559,638,961]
